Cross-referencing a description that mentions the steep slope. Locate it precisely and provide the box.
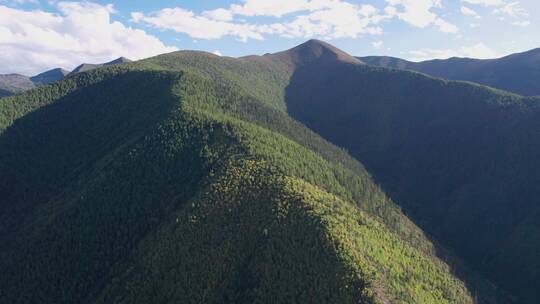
[360,48,540,96]
[282,43,540,303]
[0,49,478,303]
[30,68,70,85]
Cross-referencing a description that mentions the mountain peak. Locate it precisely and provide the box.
[266,39,363,67]
[30,68,69,85]
[105,57,132,65]
[69,57,132,76]
[70,63,100,75]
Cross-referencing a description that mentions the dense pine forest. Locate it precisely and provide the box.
[1,39,538,303]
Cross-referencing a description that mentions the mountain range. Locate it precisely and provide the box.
[1,40,539,303]
[360,47,540,96]
[0,57,131,97]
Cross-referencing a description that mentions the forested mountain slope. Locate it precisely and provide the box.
[0,43,484,303]
[360,47,540,96]
[276,41,540,303]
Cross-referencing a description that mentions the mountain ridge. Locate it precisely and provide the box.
[68,57,133,75]
[0,57,131,97]
[0,44,493,304]
[360,47,540,96]
[282,41,540,303]
[1,39,538,303]
[30,68,70,85]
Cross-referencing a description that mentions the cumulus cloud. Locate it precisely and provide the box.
[462,0,528,17]
[461,0,529,28]
[371,41,383,49]
[492,2,528,17]
[11,0,39,3]
[511,20,529,27]
[131,8,265,41]
[461,0,504,5]
[461,6,480,17]
[408,43,499,61]
[385,0,459,33]
[132,0,385,41]
[0,2,176,75]
[132,0,461,41]
[265,2,384,39]
[202,8,234,22]
[229,0,314,17]
[433,18,459,33]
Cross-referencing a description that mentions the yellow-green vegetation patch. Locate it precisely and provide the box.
[284,177,473,304]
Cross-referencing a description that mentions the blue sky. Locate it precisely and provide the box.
[0,0,537,75]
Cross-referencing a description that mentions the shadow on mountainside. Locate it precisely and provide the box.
[284,57,540,303]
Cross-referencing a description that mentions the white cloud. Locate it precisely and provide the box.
[461,6,480,17]
[461,0,503,5]
[385,0,459,33]
[0,3,176,75]
[493,2,528,17]
[462,0,528,18]
[434,18,459,33]
[511,20,529,27]
[229,0,313,17]
[202,8,234,22]
[460,43,499,58]
[132,1,385,41]
[133,0,468,41]
[1,0,40,4]
[131,8,265,41]
[11,0,39,4]
[372,41,383,49]
[470,23,480,27]
[265,2,384,39]
[384,5,398,16]
[385,0,439,27]
[212,50,222,56]
[409,43,499,61]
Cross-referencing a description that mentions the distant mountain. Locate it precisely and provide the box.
[0,57,131,97]
[68,63,101,75]
[0,74,35,96]
[105,56,132,65]
[360,55,413,69]
[360,48,540,96]
[68,57,132,75]
[30,68,69,85]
